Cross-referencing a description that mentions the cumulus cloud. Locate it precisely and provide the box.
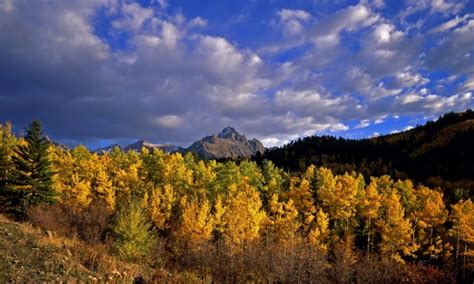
[0,0,473,148]
[277,9,311,37]
[312,3,380,47]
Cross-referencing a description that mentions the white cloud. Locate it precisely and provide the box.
[395,72,429,88]
[0,0,472,146]
[355,119,371,129]
[313,3,380,47]
[112,3,154,32]
[154,115,183,128]
[372,23,403,44]
[188,16,207,28]
[276,9,311,37]
[400,93,423,104]
[1,0,14,13]
[431,14,471,33]
[161,21,180,48]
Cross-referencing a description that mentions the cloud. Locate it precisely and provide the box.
[312,3,380,47]
[355,119,371,129]
[154,115,183,128]
[425,18,474,81]
[0,0,473,148]
[431,14,471,33]
[1,0,14,13]
[277,9,311,37]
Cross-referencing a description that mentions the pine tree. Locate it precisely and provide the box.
[112,200,156,261]
[8,120,55,215]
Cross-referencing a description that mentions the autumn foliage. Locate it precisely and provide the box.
[0,121,472,282]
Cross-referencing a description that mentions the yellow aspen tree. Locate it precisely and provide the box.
[50,147,92,208]
[174,196,214,253]
[286,176,316,234]
[49,147,75,204]
[359,179,382,253]
[69,173,92,208]
[239,160,264,191]
[449,199,474,271]
[140,147,165,186]
[0,122,17,189]
[219,179,266,252]
[213,194,227,239]
[261,160,286,206]
[92,156,115,210]
[161,153,194,196]
[394,179,417,215]
[412,185,448,259]
[264,194,299,243]
[192,160,216,192]
[308,209,330,253]
[318,170,359,237]
[148,184,176,232]
[376,190,418,263]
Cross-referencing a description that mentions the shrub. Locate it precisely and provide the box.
[27,200,111,243]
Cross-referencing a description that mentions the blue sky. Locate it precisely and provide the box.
[0,0,473,149]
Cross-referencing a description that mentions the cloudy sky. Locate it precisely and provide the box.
[0,0,473,149]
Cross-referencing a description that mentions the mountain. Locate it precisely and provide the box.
[258,110,474,199]
[93,127,264,160]
[93,144,121,154]
[187,127,265,160]
[93,141,182,154]
[123,140,182,153]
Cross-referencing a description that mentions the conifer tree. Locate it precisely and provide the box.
[8,120,55,215]
[112,200,156,261]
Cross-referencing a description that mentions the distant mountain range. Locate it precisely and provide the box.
[93,127,265,160]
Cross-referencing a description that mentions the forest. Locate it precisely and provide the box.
[0,120,473,282]
[259,110,474,203]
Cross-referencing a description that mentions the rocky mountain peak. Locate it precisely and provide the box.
[188,127,265,160]
[94,127,265,160]
[217,126,246,141]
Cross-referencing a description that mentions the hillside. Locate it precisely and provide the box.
[0,215,150,282]
[259,110,474,197]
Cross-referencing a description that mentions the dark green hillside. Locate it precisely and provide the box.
[258,110,474,199]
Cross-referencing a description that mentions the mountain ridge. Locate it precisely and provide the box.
[93,127,265,160]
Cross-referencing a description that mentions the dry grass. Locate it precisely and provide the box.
[0,214,151,282]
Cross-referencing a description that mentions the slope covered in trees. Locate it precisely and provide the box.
[0,120,473,282]
[259,110,474,200]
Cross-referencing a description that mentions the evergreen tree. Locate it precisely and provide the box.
[8,120,55,215]
[112,200,156,261]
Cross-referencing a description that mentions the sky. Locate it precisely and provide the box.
[0,0,473,149]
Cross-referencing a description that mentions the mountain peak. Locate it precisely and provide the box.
[217,126,245,141]
[188,127,265,160]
